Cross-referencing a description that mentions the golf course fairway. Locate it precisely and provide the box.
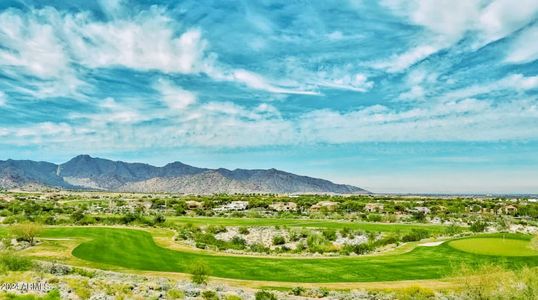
[35,227,538,283]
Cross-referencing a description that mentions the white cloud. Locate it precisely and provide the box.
[477,0,538,45]
[374,45,437,73]
[154,79,197,110]
[0,92,7,106]
[377,0,538,72]
[69,97,147,125]
[3,94,538,150]
[505,25,538,64]
[442,73,538,101]
[0,9,87,98]
[398,68,438,101]
[228,69,319,95]
[316,71,374,92]
[0,5,316,98]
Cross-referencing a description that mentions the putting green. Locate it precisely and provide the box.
[30,227,538,283]
[448,237,538,256]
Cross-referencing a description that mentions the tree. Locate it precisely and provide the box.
[10,222,43,245]
[189,261,210,285]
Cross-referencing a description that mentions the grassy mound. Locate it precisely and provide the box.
[448,237,538,256]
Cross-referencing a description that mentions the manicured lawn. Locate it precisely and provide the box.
[167,216,451,233]
[37,227,538,283]
[448,236,538,256]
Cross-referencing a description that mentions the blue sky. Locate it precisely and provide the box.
[0,0,537,193]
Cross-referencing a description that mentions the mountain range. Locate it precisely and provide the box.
[0,155,369,194]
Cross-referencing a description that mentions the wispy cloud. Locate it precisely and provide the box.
[376,0,538,72]
[505,25,538,64]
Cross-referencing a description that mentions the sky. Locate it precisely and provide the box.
[0,0,537,194]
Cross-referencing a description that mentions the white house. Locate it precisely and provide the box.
[214,201,249,212]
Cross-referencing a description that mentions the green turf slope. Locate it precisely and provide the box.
[40,228,538,283]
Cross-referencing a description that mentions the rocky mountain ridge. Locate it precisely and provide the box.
[0,155,369,194]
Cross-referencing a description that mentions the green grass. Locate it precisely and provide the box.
[167,216,451,233]
[36,227,538,283]
[448,236,538,256]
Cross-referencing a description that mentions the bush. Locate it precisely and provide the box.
[444,224,462,235]
[402,229,430,242]
[290,286,305,296]
[238,226,250,235]
[272,235,286,245]
[249,243,270,253]
[367,213,382,222]
[322,229,337,241]
[167,288,185,299]
[230,236,247,250]
[206,225,227,234]
[0,252,33,272]
[202,290,219,300]
[71,267,96,278]
[470,220,487,232]
[190,261,211,285]
[255,290,278,300]
[396,286,435,300]
[153,214,166,224]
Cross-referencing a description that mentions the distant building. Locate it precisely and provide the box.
[364,203,384,213]
[269,202,298,212]
[214,201,249,212]
[413,206,431,214]
[310,201,338,212]
[498,205,518,215]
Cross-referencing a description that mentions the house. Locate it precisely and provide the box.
[269,202,298,212]
[186,201,203,210]
[413,206,431,214]
[364,203,384,213]
[498,205,518,215]
[214,201,249,212]
[310,201,338,212]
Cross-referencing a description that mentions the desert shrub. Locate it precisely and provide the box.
[374,234,400,247]
[229,236,247,250]
[444,224,462,235]
[396,286,435,300]
[190,261,211,285]
[0,252,33,272]
[202,290,219,300]
[272,235,286,245]
[470,220,487,232]
[206,225,227,234]
[402,229,430,242]
[153,214,166,224]
[342,243,373,255]
[224,295,242,300]
[322,229,337,241]
[167,289,185,299]
[249,243,270,253]
[238,226,250,235]
[339,227,352,238]
[290,286,306,296]
[71,267,96,278]
[255,290,277,300]
[367,213,382,222]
